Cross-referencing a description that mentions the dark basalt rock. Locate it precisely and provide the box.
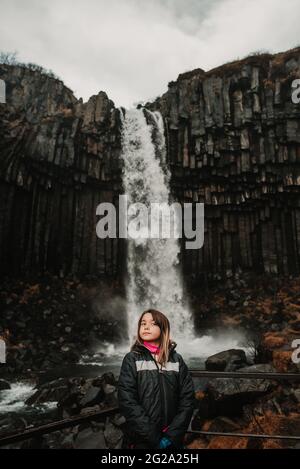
[204,363,277,416]
[1,47,300,280]
[25,373,118,416]
[205,349,248,371]
[0,379,10,390]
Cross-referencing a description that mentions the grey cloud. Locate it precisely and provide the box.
[0,0,299,108]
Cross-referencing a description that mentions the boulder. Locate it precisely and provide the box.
[79,385,103,407]
[25,377,70,405]
[74,427,107,449]
[205,349,248,372]
[205,363,277,416]
[104,420,124,448]
[25,374,118,415]
[0,379,11,391]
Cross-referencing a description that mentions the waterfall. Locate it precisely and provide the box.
[119,108,195,346]
[81,107,248,363]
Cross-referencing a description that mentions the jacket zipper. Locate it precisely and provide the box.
[140,344,168,427]
[159,368,168,427]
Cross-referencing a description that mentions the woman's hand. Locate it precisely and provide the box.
[158,436,173,449]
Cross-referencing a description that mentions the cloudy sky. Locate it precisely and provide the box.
[0,0,299,107]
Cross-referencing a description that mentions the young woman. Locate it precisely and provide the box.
[117,308,195,449]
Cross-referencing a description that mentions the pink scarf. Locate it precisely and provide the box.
[143,340,160,354]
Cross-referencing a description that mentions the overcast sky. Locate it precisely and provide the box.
[0,0,299,108]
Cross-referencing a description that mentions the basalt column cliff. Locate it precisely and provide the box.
[147,48,300,280]
[0,65,125,278]
[1,47,300,280]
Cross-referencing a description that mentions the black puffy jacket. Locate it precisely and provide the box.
[117,341,195,449]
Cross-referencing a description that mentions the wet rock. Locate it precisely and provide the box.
[79,405,102,415]
[26,378,70,405]
[79,385,103,407]
[110,413,126,427]
[241,363,276,373]
[205,363,276,416]
[74,427,107,449]
[26,373,118,416]
[104,420,124,448]
[0,379,10,390]
[205,349,248,372]
[60,433,75,449]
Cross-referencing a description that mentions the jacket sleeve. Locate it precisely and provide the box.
[117,352,161,448]
[164,354,195,447]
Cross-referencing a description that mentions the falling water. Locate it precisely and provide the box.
[79,107,248,364]
[119,108,195,345]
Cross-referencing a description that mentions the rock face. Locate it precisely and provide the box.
[0,64,125,278]
[1,47,300,279]
[147,48,300,279]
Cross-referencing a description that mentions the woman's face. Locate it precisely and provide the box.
[139,313,161,343]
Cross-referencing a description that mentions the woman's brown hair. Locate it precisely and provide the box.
[131,308,172,367]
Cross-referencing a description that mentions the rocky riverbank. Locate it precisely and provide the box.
[1,270,300,448]
[189,350,300,449]
[0,272,126,378]
[188,271,300,449]
[1,346,299,449]
[1,270,300,378]
[0,372,123,449]
[190,270,300,371]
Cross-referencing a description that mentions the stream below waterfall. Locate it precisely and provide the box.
[0,329,250,419]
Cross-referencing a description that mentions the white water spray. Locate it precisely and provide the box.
[119,108,195,346]
[85,108,248,362]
